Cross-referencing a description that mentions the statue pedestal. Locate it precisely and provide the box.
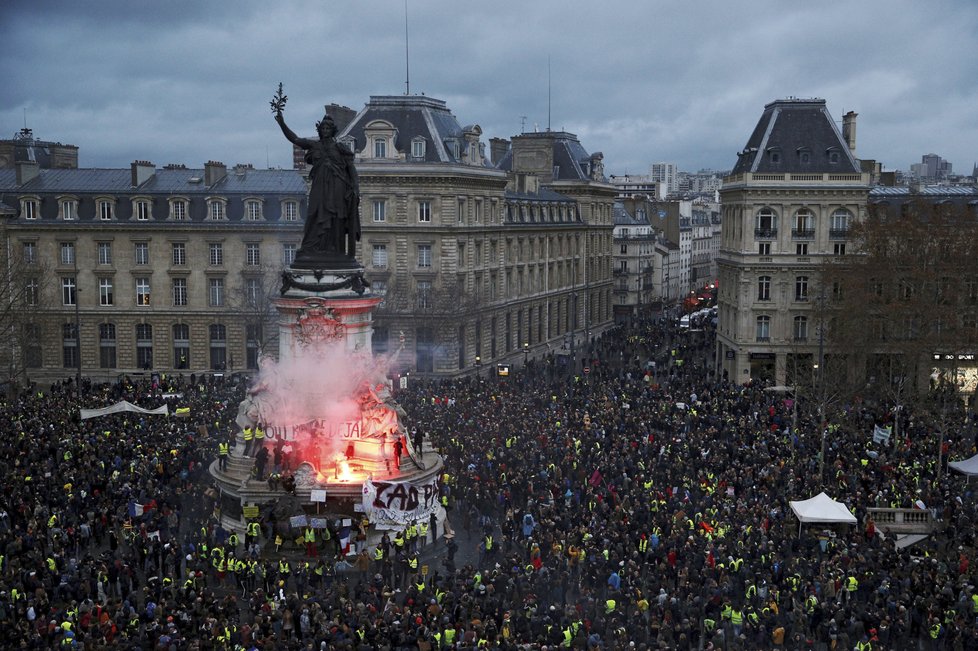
[209,262,446,552]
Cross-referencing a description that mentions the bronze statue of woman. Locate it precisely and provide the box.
[272,86,360,265]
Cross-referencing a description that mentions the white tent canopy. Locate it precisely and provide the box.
[948,453,978,477]
[80,400,169,420]
[789,492,857,525]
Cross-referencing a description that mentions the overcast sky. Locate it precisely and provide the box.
[4,0,976,177]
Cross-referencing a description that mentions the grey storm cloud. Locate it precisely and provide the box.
[3,0,977,176]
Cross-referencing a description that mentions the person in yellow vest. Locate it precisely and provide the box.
[304,526,317,557]
[254,423,265,452]
[242,426,254,455]
[218,440,230,471]
[418,520,429,549]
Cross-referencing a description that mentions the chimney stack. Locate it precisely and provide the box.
[842,111,858,155]
[15,160,39,186]
[204,161,227,186]
[130,160,155,187]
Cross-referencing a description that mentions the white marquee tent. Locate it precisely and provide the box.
[789,492,857,536]
[948,453,978,478]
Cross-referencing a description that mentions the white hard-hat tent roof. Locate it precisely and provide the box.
[789,492,857,536]
[948,453,978,477]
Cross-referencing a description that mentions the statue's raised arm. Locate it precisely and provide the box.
[269,82,361,264]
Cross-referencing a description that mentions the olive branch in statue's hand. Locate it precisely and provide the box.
[270,83,288,116]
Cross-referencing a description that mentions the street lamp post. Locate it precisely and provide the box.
[523,342,529,367]
[475,355,481,380]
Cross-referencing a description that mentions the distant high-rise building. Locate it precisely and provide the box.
[649,162,678,195]
[911,153,952,182]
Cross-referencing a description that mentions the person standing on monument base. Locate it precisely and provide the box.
[273,88,360,262]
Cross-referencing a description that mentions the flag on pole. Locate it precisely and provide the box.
[338,526,352,555]
[872,424,892,444]
[128,502,145,517]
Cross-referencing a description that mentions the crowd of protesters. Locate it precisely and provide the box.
[0,315,976,650]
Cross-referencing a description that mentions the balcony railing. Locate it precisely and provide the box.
[754,227,778,239]
[829,228,850,239]
[791,228,815,239]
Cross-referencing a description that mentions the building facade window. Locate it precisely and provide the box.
[755,208,777,237]
[796,243,809,256]
[97,242,112,265]
[246,243,261,266]
[23,241,37,264]
[170,199,188,221]
[283,201,298,221]
[209,324,227,370]
[60,242,75,266]
[136,323,153,369]
[173,278,188,306]
[758,276,771,301]
[172,242,186,265]
[209,278,224,306]
[372,326,389,356]
[134,199,151,221]
[99,278,114,306]
[417,280,432,309]
[373,138,387,158]
[834,242,846,256]
[795,276,809,301]
[173,324,190,369]
[99,323,116,369]
[246,324,261,370]
[417,244,432,268]
[793,315,808,341]
[98,199,114,221]
[135,278,151,306]
[237,278,256,306]
[62,277,76,306]
[21,198,38,220]
[134,242,149,265]
[283,244,296,266]
[756,315,771,341]
[63,323,78,369]
[208,200,226,221]
[830,208,851,237]
[418,200,432,223]
[25,278,38,306]
[24,324,41,368]
[412,138,425,158]
[372,200,386,222]
[372,244,388,268]
[60,198,77,221]
[209,243,223,266]
[793,209,815,237]
[245,199,262,221]
[416,327,434,373]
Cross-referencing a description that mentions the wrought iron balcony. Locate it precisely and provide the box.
[754,227,777,239]
[791,228,815,239]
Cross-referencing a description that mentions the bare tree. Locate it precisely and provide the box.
[230,265,283,369]
[820,197,978,437]
[0,249,52,388]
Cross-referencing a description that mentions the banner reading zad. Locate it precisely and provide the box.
[362,477,440,528]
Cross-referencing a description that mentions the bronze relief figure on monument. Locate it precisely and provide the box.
[271,83,361,268]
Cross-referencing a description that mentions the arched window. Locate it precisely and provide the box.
[173,324,190,369]
[99,323,116,369]
[209,324,227,370]
[136,323,153,370]
[830,209,852,237]
[793,209,815,237]
[755,208,777,238]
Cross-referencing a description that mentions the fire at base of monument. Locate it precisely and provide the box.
[239,336,410,482]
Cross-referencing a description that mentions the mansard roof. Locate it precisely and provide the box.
[340,95,491,167]
[495,131,603,182]
[0,167,307,195]
[731,98,860,175]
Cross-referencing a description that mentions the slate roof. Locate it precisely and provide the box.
[870,185,978,197]
[494,131,599,182]
[613,203,650,227]
[0,167,307,195]
[731,99,860,175]
[340,95,491,166]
